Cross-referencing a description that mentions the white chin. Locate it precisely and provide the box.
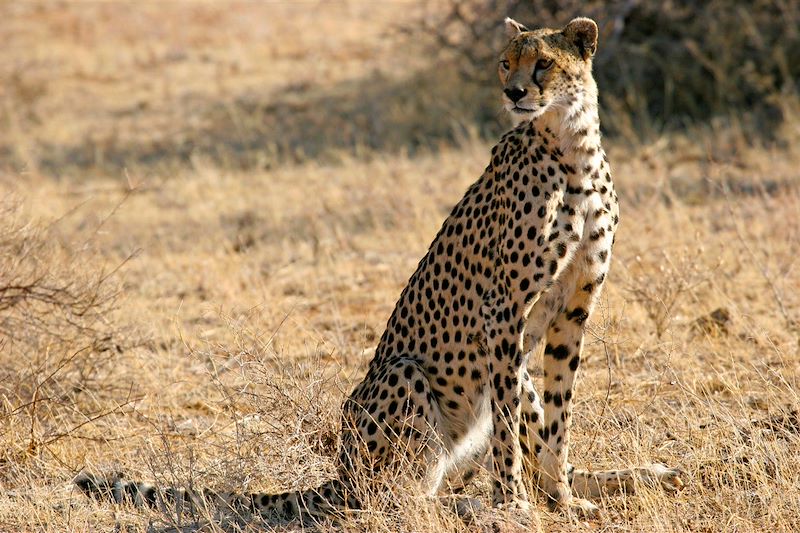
[505,106,537,125]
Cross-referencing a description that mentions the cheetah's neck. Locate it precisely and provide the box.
[535,77,603,182]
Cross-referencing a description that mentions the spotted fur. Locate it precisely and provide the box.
[75,17,683,522]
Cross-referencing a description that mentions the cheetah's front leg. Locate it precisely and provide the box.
[536,301,599,518]
[482,296,530,510]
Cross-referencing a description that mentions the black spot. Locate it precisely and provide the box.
[552,392,563,407]
[143,487,157,507]
[545,344,570,360]
[590,227,605,240]
[566,307,588,324]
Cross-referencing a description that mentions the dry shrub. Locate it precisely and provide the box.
[619,244,722,339]
[0,198,132,469]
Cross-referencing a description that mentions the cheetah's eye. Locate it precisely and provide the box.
[499,60,510,70]
[533,58,553,85]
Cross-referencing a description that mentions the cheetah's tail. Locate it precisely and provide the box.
[74,470,354,521]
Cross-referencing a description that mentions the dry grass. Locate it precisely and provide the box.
[1,3,800,532]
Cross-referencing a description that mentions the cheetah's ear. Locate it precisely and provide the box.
[563,17,598,59]
[504,17,529,38]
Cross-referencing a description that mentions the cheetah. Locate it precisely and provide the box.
[76,17,683,522]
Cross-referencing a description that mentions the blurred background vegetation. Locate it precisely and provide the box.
[421,0,800,142]
[1,1,798,175]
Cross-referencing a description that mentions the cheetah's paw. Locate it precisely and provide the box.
[495,498,531,513]
[636,463,685,493]
[553,496,600,520]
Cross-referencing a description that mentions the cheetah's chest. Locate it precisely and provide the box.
[520,177,617,345]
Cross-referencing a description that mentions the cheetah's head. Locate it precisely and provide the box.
[498,17,598,125]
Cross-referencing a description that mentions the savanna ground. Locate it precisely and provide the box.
[1,2,799,532]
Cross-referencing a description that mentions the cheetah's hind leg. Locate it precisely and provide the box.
[437,445,488,520]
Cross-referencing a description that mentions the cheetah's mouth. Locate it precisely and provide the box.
[511,105,535,114]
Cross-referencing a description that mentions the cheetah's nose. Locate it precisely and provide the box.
[504,87,528,103]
